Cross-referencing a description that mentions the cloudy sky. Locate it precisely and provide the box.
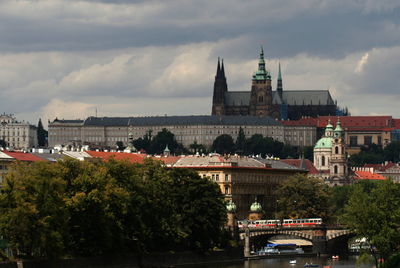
[1,0,400,127]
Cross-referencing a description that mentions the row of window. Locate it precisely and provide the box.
[349,136,382,146]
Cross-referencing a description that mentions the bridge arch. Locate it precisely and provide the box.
[240,229,314,241]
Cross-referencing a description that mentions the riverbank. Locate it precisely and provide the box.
[246,252,317,260]
[0,249,244,268]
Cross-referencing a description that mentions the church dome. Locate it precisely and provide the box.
[314,137,333,149]
[250,201,262,212]
[315,120,336,149]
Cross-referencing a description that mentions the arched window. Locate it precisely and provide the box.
[335,146,339,154]
[258,95,264,102]
[334,165,338,174]
[322,156,325,166]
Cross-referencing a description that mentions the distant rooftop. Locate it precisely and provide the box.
[82,115,282,127]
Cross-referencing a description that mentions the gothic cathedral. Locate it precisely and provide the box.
[211,47,338,120]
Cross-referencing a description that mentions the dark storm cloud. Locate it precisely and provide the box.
[0,0,399,122]
[0,0,399,58]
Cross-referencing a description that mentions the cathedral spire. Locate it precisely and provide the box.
[212,57,228,115]
[277,62,283,97]
[278,62,282,80]
[216,57,221,78]
[259,46,265,71]
[252,46,270,81]
[221,58,225,78]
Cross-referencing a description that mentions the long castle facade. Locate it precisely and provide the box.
[211,48,338,120]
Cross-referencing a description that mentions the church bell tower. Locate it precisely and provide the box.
[249,47,273,117]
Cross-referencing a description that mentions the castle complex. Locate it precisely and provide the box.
[212,48,338,120]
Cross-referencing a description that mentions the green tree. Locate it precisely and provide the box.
[0,158,229,258]
[63,160,130,256]
[384,141,400,163]
[37,118,48,147]
[343,179,400,266]
[148,128,186,155]
[328,185,352,224]
[244,134,266,156]
[276,174,331,220]
[0,161,68,258]
[133,129,152,152]
[189,141,207,154]
[235,127,246,154]
[348,144,386,166]
[212,134,235,154]
[115,141,125,150]
[279,143,299,159]
[301,146,314,161]
[169,168,227,251]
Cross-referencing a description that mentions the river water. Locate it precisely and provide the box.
[188,255,374,268]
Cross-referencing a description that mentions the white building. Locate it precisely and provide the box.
[313,119,349,185]
[48,115,317,150]
[0,113,38,149]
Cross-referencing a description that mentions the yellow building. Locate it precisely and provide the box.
[172,154,306,219]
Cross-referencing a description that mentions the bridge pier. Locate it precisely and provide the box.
[312,229,328,255]
[244,227,250,257]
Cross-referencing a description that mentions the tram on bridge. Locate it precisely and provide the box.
[238,218,323,229]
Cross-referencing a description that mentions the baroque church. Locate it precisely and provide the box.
[211,48,338,120]
[313,119,350,185]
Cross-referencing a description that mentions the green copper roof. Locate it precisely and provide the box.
[226,200,237,213]
[164,144,170,152]
[314,137,333,149]
[334,120,343,132]
[278,62,282,80]
[250,200,262,212]
[252,46,271,81]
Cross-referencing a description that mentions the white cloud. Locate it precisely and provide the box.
[355,52,369,73]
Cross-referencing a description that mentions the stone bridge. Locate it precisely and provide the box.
[239,225,353,257]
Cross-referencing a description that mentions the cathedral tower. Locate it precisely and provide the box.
[212,58,228,116]
[249,47,273,117]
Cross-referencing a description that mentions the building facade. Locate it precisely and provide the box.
[0,114,38,149]
[48,115,317,149]
[211,48,337,120]
[172,154,306,219]
[283,115,399,154]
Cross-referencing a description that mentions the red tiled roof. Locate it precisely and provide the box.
[86,151,146,164]
[281,159,319,174]
[282,116,395,130]
[281,118,317,126]
[354,170,386,180]
[394,119,400,129]
[364,162,396,172]
[317,116,393,129]
[150,156,181,165]
[3,151,46,162]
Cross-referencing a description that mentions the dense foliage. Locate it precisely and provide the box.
[342,179,400,266]
[133,129,187,154]
[275,176,400,264]
[37,118,48,147]
[0,159,227,259]
[349,142,400,166]
[275,174,331,220]
[212,133,306,159]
